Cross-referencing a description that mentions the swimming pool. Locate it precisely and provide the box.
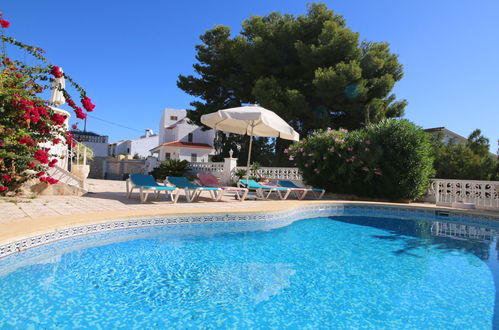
[0,205,497,328]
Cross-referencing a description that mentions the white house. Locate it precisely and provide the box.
[150,108,215,162]
[424,127,467,145]
[108,129,159,158]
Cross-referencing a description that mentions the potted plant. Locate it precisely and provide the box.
[71,144,94,180]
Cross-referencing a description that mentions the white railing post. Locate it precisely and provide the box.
[83,146,87,166]
[222,157,238,185]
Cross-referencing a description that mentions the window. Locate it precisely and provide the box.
[165,152,171,160]
[170,116,178,121]
[191,153,197,162]
[188,133,193,142]
[126,148,130,154]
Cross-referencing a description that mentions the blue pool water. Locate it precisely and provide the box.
[0,215,497,328]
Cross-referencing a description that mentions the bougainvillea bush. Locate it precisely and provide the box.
[0,13,95,194]
[286,119,434,200]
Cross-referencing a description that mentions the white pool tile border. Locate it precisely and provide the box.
[0,203,498,260]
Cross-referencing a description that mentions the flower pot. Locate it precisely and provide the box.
[71,164,90,180]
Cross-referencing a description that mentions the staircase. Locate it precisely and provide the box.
[46,165,88,193]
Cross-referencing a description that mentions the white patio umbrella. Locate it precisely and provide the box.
[200,105,299,178]
[49,67,65,107]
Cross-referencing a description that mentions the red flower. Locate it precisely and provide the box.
[36,171,45,178]
[51,113,66,126]
[48,159,58,168]
[0,186,6,192]
[50,66,63,78]
[0,19,10,28]
[2,174,12,183]
[74,107,87,119]
[19,136,33,145]
[39,176,48,183]
[34,150,49,164]
[66,98,76,109]
[47,177,59,185]
[81,96,95,112]
[71,124,79,130]
[28,162,36,168]
[53,138,61,145]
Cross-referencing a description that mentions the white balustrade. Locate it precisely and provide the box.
[430,179,499,210]
[233,166,303,181]
[188,162,225,174]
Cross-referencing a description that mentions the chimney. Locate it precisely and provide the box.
[145,129,152,137]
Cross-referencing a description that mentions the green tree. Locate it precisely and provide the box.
[431,129,498,180]
[178,3,406,163]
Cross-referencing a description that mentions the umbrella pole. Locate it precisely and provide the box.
[245,123,254,182]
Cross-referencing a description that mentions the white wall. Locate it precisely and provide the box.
[84,141,109,157]
[130,135,159,158]
[158,147,211,162]
[158,108,215,146]
[159,108,187,144]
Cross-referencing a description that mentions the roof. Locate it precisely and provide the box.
[150,141,213,152]
[424,127,467,142]
[70,130,103,137]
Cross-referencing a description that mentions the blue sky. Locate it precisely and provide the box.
[3,1,498,151]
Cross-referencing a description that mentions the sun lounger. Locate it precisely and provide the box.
[126,174,180,203]
[277,180,325,199]
[238,179,291,200]
[197,173,249,201]
[166,176,223,202]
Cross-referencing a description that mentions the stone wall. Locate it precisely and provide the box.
[89,157,146,180]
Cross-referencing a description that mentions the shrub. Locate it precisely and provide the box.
[150,159,189,180]
[287,119,434,200]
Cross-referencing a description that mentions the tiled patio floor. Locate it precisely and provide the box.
[0,179,276,223]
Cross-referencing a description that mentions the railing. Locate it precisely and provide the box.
[189,162,224,174]
[233,166,303,181]
[46,165,85,189]
[430,179,499,209]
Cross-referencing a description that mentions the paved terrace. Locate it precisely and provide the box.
[0,179,497,247]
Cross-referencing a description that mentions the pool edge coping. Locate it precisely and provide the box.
[1,200,498,259]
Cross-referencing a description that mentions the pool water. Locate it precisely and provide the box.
[0,216,497,328]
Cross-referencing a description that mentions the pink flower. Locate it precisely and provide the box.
[362,167,369,172]
[289,156,294,161]
[347,147,353,151]
[284,148,289,154]
[365,148,369,151]
[366,141,371,145]
[0,186,6,192]
[2,174,12,183]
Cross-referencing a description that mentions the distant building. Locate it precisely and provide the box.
[71,130,109,157]
[424,127,467,145]
[150,108,215,162]
[108,129,159,159]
